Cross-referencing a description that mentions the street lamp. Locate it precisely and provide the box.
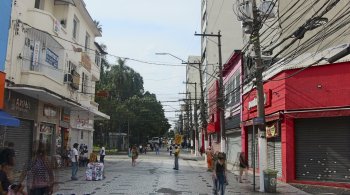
[155,52,186,63]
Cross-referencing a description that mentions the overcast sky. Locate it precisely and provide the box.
[84,0,201,127]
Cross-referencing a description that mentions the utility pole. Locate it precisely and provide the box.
[185,82,199,156]
[251,0,267,192]
[180,92,192,147]
[195,31,226,153]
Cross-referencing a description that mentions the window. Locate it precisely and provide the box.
[84,32,90,51]
[95,51,101,67]
[73,16,79,40]
[81,72,88,93]
[81,130,84,139]
[34,0,44,9]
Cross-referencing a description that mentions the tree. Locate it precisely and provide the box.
[95,58,170,148]
[93,20,102,33]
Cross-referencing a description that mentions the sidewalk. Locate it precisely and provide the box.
[181,149,310,194]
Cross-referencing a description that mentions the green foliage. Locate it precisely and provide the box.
[94,56,170,147]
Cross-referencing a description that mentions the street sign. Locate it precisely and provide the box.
[253,117,264,125]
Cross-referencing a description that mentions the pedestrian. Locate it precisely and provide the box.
[155,144,160,155]
[173,146,180,170]
[213,153,227,195]
[139,145,143,154]
[206,146,214,171]
[0,144,26,195]
[200,146,204,156]
[99,146,105,163]
[169,145,173,156]
[238,152,248,183]
[143,144,147,154]
[131,145,138,167]
[19,142,54,195]
[71,143,79,180]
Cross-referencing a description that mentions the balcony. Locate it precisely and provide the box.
[26,9,65,36]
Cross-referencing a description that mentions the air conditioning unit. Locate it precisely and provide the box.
[64,73,73,83]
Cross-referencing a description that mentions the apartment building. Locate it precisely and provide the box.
[185,56,201,154]
[200,0,243,165]
[2,0,109,170]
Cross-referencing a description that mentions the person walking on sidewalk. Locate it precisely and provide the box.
[169,145,173,156]
[213,153,227,195]
[131,146,138,167]
[173,146,180,170]
[71,143,79,180]
[238,152,248,183]
[99,146,106,163]
[206,146,214,171]
[155,144,160,155]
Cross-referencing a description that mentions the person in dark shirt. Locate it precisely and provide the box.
[213,153,227,195]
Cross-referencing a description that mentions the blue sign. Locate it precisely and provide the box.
[46,48,59,68]
[0,0,12,71]
[253,117,264,125]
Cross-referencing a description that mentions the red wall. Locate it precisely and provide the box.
[285,62,350,109]
[242,72,287,121]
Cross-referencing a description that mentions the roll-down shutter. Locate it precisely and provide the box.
[267,136,282,177]
[248,127,258,168]
[5,119,33,172]
[295,117,350,182]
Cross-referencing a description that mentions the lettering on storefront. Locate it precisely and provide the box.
[76,118,93,129]
[11,98,31,113]
[248,89,272,111]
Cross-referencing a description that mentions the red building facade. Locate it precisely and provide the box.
[242,61,350,188]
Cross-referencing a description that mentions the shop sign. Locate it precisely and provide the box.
[253,117,264,125]
[43,104,57,117]
[248,89,272,112]
[61,108,70,122]
[32,41,40,67]
[266,123,279,138]
[46,48,59,68]
[11,97,31,113]
[40,123,54,134]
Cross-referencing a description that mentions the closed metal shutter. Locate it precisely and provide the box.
[248,127,258,168]
[295,117,350,182]
[226,133,241,165]
[267,136,282,177]
[5,119,33,172]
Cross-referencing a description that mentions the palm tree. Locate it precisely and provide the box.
[93,20,102,33]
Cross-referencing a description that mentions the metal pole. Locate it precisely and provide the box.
[253,124,256,191]
[194,82,199,156]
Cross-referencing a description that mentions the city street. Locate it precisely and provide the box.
[54,149,308,195]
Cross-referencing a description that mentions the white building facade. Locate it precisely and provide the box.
[2,0,109,170]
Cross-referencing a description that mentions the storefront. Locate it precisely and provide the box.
[241,58,350,188]
[225,114,241,166]
[2,90,38,171]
